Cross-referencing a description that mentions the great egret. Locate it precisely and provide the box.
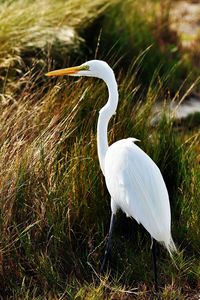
[46,60,177,290]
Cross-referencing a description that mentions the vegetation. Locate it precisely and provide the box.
[0,0,199,299]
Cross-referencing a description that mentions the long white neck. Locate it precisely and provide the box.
[97,74,118,176]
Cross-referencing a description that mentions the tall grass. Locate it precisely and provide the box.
[0,0,112,97]
[0,0,199,299]
[0,58,199,298]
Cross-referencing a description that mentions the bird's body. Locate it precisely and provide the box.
[105,138,174,252]
[46,59,176,288]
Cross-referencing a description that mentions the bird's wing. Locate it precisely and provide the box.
[105,138,171,243]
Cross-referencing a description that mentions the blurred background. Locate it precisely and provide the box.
[0,0,199,299]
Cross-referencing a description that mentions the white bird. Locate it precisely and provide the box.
[46,60,177,289]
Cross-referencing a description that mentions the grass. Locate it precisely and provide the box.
[0,0,200,299]
[0,62,199,299]
[0,0,112,97]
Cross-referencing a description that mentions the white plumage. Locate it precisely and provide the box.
[105,138,176,255]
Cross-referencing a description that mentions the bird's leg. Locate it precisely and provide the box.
[152,238,159,292]
[100,213,116,273]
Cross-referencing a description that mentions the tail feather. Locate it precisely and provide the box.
[165,236,177,258]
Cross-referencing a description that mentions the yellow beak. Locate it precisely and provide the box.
[45,66,80,77]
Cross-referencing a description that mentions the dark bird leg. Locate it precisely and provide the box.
[100,213,116,273]
[152,238,158,292]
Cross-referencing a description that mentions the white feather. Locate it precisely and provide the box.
[105,138,176,254]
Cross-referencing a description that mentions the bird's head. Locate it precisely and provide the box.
[46,60,114,81]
